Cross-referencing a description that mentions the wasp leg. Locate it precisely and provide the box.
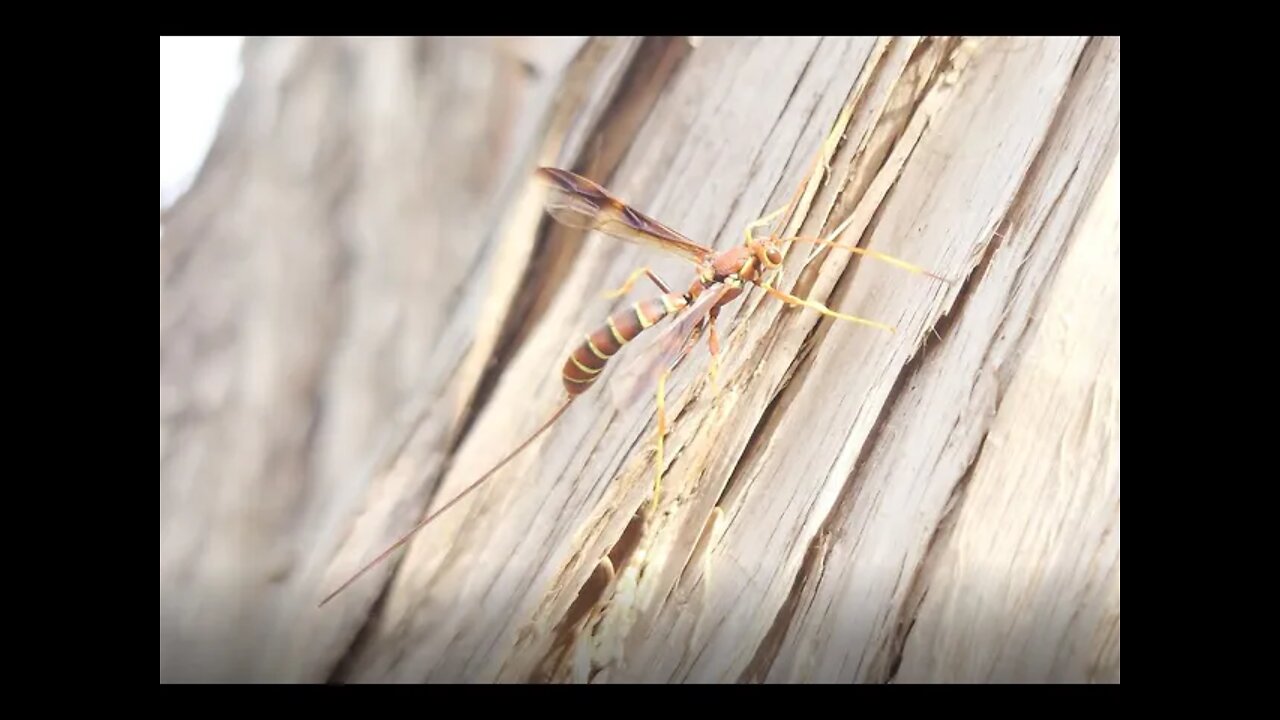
[604,266,672,299]
[769,234,949,283]
[706,306,722,395]
[760,282,896,333]
[743,205,791,246]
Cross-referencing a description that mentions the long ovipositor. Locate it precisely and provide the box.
[562,291,689,395]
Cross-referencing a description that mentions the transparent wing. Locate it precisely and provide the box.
[536,167,714,266]
[608,284,730,410]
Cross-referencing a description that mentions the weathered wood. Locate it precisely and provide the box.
[160,35,603,682]
[159,36,1120,684]
[894,153,1120,684]
[748,37,1121,684]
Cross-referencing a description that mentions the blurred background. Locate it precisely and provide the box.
[160,35,599,683]
[160,36,244,211]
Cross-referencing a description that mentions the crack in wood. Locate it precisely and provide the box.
[880,426,987,683]
[708,42,823,254]
[449,37,689,459]
[708,40,975,683]
[868,41,1106,685]
[169,36,1122,685]
[705,43,931,520]
[320,39,694,680]
[737,527,830,683]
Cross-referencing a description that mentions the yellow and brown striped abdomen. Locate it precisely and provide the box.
[562,292,689,395]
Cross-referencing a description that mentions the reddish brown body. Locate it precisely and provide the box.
[709,245,756,282]
[705,244,760,304]
[562,244,767,395]
[562,291,690,394]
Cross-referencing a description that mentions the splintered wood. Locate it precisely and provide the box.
[160,36,1119,684]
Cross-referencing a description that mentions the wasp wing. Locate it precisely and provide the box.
[608,284,730,410]
[536,167,714,266]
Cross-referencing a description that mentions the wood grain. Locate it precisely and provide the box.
[160,35,604,683]
[159,36,1120,683]
[894,153,1120,685]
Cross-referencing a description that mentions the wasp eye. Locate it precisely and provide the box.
[766,247,783,266]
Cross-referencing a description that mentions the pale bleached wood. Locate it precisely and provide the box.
[333,35,1121,684]
[161,36,1120,684]
[745,37,1122,684]
[300,38,674,682]
[893,154,1120,684]
[336,36,882,683]
[160,35,604,683]
[588,35,1116,685]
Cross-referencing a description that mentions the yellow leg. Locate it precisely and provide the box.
[760,282,896,333]
[734,108,947,287]
[743,204,790,246]
[737,111,849,253]
[739,205,793,311]
[604,266,672,299]
[706,310,721,394]
[772,234,949,283]
[761,264,786,298]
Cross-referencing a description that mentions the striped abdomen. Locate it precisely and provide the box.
[562,292,689,395]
